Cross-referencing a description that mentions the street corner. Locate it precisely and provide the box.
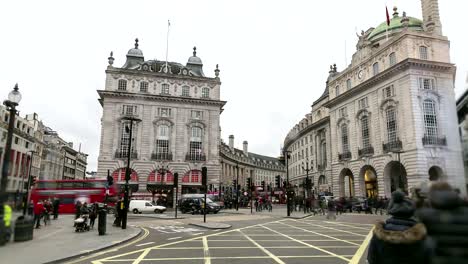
[189,222,232,229]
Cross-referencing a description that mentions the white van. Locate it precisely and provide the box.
[129,200,166,214]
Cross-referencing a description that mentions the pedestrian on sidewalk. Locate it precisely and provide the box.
[33,200,45,229]
[89,203,98,229]
[367,190,428,264]
[52,197,60,219]
[326,198,336,220]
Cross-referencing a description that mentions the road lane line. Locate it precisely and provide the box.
[202,237,212,264]
[349,226,375,264]
[261,224,351,262]
[290,219,367,237]
[238,230,286,264]
[131,248,151,264]
[167,236,182,240]
[275,221,361,246]
[136,242,155,247]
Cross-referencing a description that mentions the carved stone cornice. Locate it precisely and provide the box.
[283,116,330,150]
[323,58,455,109]
[97,90,227,108]
[106,68,221,85]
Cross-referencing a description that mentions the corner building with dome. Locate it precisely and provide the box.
[283,0,467,198]
[96,39,225,206]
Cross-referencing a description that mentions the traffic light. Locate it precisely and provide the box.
[173,172,178,187]
[201,166,207,187]
[233,180,237,189]
[275,175,280,188]
[261,180,265,190]
[283,181,288,189]
[107,174,114,186]
[246,178,251,188]
[31,176,37,186]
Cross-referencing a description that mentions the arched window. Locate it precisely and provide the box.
[419,46,428,60]
[189,127,203,160]
[423,99,438,138]
[361,116,370,148]
[182,86,190,97]
[389,52,396,66]
[386,107,397,142]
[118,80,127,91]
[318,175,327,185]
[161,84,170,95]
[341,124,349,153]
[202,88,210,98]
[373,62,379,76]
[140,81,148,92]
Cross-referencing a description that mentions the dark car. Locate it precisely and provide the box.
[178,195,221,214]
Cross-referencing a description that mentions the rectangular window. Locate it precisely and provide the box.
[419,46,428,60]
[119,122,135,156]
[155,139,169,155]
[191,110,203,120]
[386,108,397,142]
[182,86,190,97]
[335,86,340,96]
[118,80,127,91]
[25,141,29,149]
[189,141,203,157]
[161,84,170,94]
[383,85,394,98]
[358,97,368,109]
[346,79,352,90]
[361,116,370,148]
[389,52,396,66]
[423,100,438,137]
[341,125,349,153]
[158,108,172,117]
[373,62,379,76]
[140,82,148,92]
[419,78,435,90]
[338,107,347,118]
[122,105,137,115]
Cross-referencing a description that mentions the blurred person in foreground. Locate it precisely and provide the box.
[367,190,429,264]
[417,182,468,264]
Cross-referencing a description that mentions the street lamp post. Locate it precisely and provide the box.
[283,149,291,217]
[0,84,22,239]
[235,163,239,211]
[23,151,36,216]
[121,116,141,230]
[301,155,312,214]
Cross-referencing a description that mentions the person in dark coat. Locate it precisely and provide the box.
[52,197,60,219]
[89,203,98,229]
[367,190,429,264]
[417,182,468,264]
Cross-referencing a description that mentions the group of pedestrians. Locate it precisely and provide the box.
[367,182,468,264]
[74,201,98,229]
[33,197,60,229]
[254,196,273,212]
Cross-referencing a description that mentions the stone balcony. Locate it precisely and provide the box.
[114,150,138,159]
[338,151,352,161]
[358,146,374,157]
[151,152,173,161]
[422,135,447,146]
[383,139,403,153]
[185,153,206,162]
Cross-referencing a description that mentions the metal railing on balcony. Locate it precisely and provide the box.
[185,153,206,162]
[317,164,326,171]
[338,151,352,161]
[383,139,402,153]
[358,146,374,157]
[114,151,138,159]
[151,152,173,161]
[422,135,447,146]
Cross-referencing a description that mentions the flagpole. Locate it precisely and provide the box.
[165,20,170,72]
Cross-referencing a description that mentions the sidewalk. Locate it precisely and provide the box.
[0,212,141,264]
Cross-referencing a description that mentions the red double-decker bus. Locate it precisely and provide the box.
[30,179,118,214]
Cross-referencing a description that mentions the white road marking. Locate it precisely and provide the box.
[202,236,211,264]
[167,237,182,240]
[238,230,286,264]
[192,232,204,236]
[290,219,366,237]
[136,242,155,247]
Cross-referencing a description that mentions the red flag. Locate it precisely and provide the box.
[386,6,391,26]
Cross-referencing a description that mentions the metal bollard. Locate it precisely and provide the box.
[98,209,107,236]
[14,216,34,242]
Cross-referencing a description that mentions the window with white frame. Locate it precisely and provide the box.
[389,52,396,66]
[122,105,137,115]
[161,84,170,94]
[419,78,435,90]
[335,86,340,96]
[191,110,203,120]
[358,97,368,109]
[423,99,438,138]
[338,107,347,118]
[361,116,370,148]
[419,46,428,60]
[158,108,172,117]
[341,124,349,153]
[373,62,379,76]
[201,87,210,98]
[140,81,148,92]
[346,79,352,90]
[156,125,170,155]
[182,86,190,97]
[189,127,203,158]
[118,80,127,91]
[386,107,398,142]
[383,85,395,98]
[119,121,135,156]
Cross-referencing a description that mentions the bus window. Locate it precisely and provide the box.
[36,182,59,189]
[83,181,106,188]
[59,197,75,204]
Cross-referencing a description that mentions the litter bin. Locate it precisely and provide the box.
[14,216,34,242]
[98,208,107,236]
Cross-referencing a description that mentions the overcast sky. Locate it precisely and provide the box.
[1,0,466,171]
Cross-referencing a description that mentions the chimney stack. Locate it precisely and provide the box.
[229,135,234,149]
[243,141,248,156]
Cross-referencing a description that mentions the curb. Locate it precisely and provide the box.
[43,227,143,264]
[128,215,186,220]
[284,214,313,219]
[189,222,232,229]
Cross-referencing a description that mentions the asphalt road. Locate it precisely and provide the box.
[65,210,382,264]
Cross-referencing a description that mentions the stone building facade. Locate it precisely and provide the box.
[284,0,466,197]
[456,73,468,192]
[96,40,225,205]
[219,135,285,194]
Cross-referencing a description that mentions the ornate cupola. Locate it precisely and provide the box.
[186,46,205,77]
[122,38,145,69]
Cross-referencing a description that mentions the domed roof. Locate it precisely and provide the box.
[187,46,202,65]
[367,8,423,41]
[127,38,144,58]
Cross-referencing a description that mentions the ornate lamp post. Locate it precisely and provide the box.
[301,154,312,214]
[282,149,291,217]
[23,150,36,216]
[1,84,22,238]
[121,116,141,230]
